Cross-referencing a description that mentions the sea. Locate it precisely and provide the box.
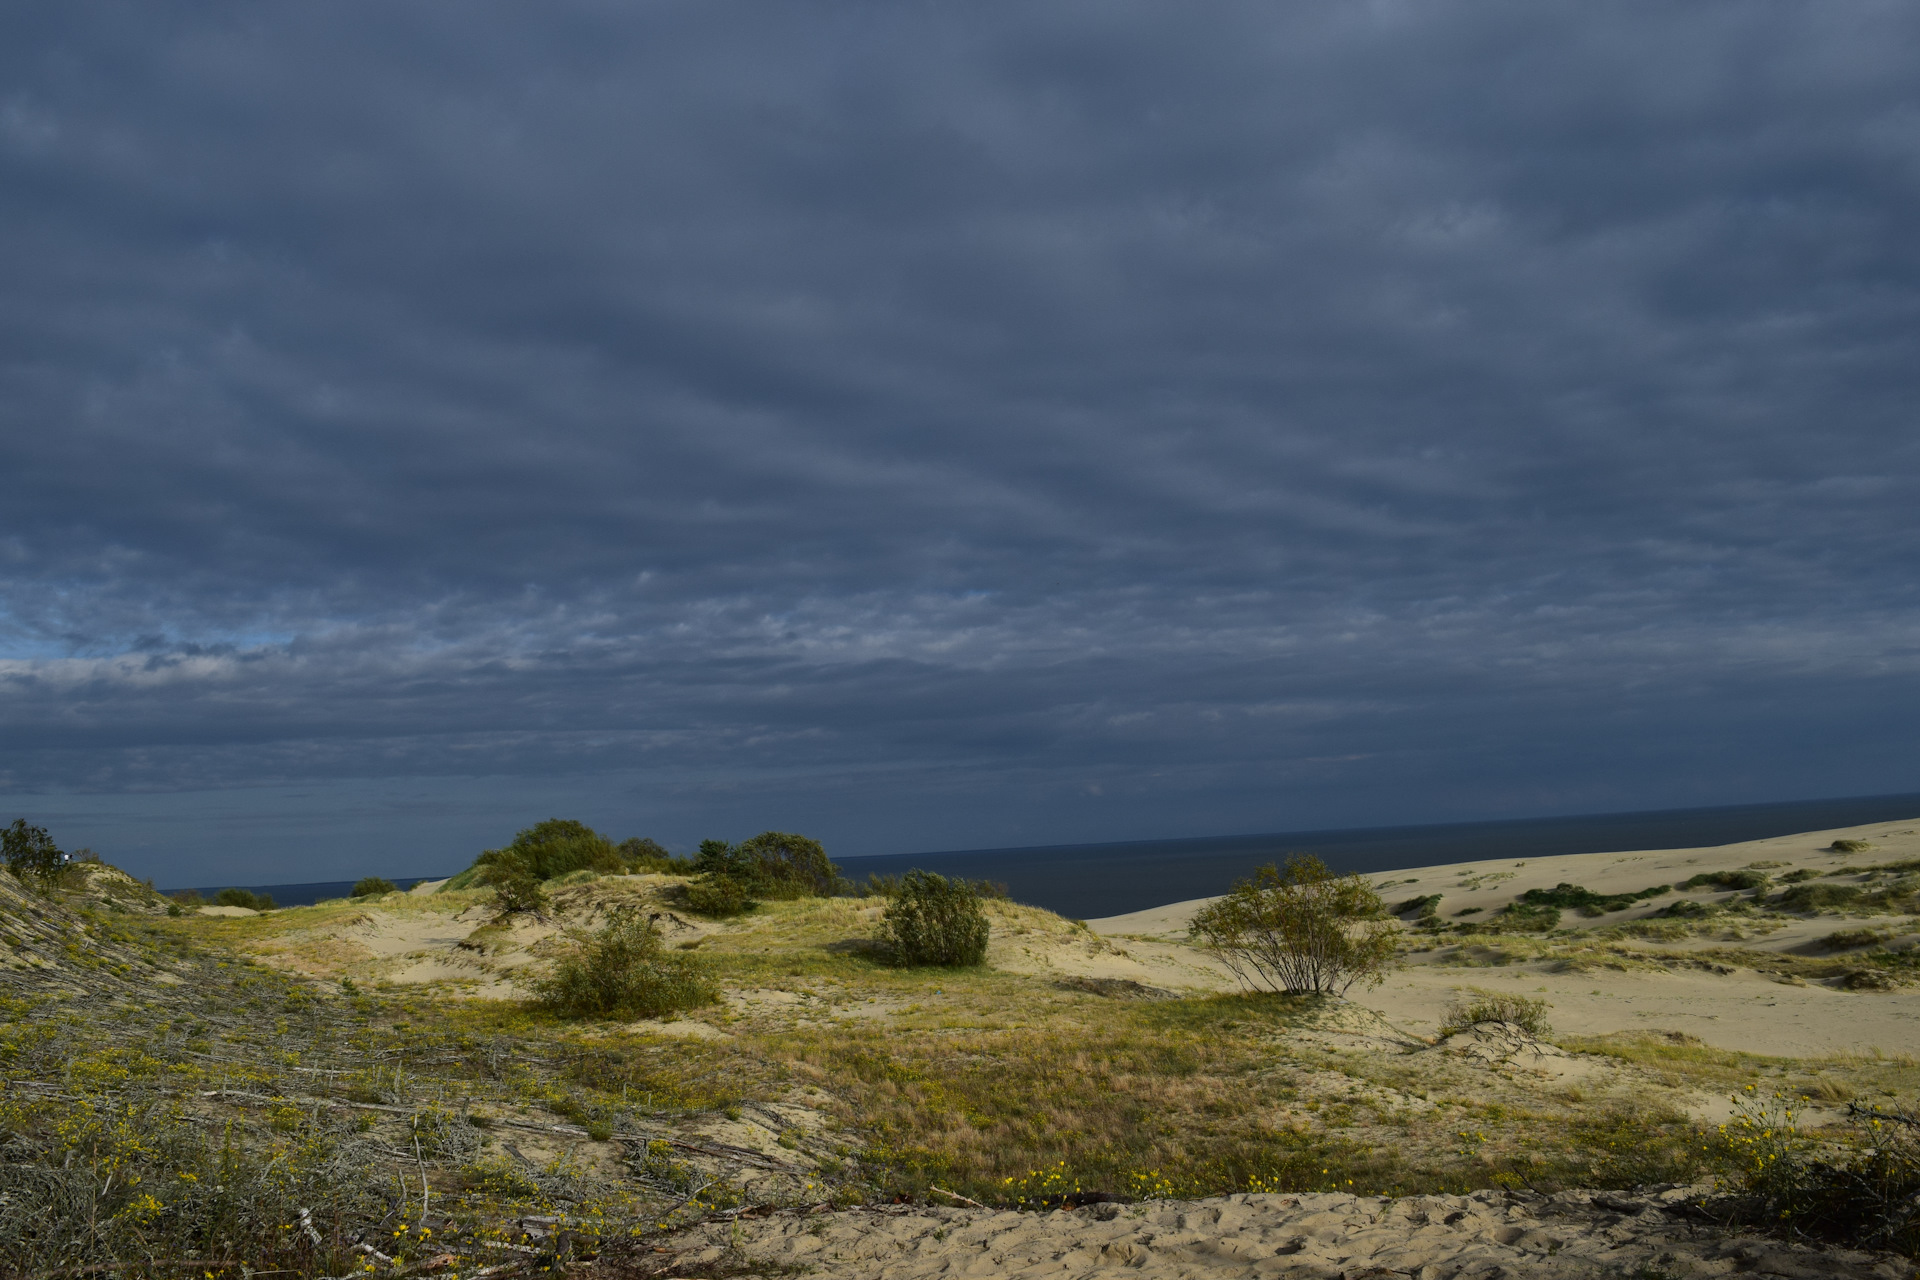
[171,790,1920,920]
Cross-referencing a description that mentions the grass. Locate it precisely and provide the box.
[8,862,1920,1274]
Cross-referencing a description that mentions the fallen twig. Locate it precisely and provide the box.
[928,1186,986,1208]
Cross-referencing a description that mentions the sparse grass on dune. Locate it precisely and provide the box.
[9,851,1920,1275]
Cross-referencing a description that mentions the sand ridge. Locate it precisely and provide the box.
[652,1186,1907,1278]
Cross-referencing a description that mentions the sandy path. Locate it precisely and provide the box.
[656,1188,1903,1278]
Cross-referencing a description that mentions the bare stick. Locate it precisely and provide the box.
[928,1186,985,1208]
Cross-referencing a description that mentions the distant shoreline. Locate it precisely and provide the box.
[161,789,1920,915]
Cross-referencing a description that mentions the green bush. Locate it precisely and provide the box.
[214,887,275,911]
[350,876,398,898]
[1661,897,1718,918]
[879,869,991,967]
[684,874,757,918]
[1495,901,1560,931]
[1438,990,1551,1037]
[1515,882,1670,916]
[617,836,697,874]
[1188,856,1395,994]
[1681,869,1771,893]
[527,908,718,1019]
[693,831,842,899]
[483,855,548,917]
[1714,1089,1920,1255]
[462,818,623,887]
[2,819,65,889]
[1829,839,1873,853]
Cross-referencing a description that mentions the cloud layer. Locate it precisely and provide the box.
[3,2,1918,879]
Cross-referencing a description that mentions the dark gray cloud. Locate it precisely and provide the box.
[3,1,1918,882]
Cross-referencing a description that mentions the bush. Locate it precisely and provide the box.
[1681,869,1772,893]
[483,855,548,917]
[617,837,697,874]
[1829,839,1873,853]
[684,874,757,918]
[2,819,65,889]
[1495,901,1560,931]
[1438,990,1552,1037]
[878,870,991,966]
[350,876,398,898]
[693,831,842,899]
[527,908,718,1019]
[1188,855,1396,995]
[214,887,275,911]
[1715,1089,1920,1255]
[1515,882,1671,916]
[466,818,623,886]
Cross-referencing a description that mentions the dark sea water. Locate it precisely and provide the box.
[170,791,1920,917]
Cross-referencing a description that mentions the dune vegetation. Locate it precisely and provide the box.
[2,820,1919,1276]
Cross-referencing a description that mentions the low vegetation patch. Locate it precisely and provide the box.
[525,907,719,1018]
[1513,882,1671,916]
[1437,990,1552,1037]
[350,875,398,898]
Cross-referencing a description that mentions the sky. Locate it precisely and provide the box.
[3,2,1918,886]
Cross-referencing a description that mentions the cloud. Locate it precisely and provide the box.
[1,1,1918,876]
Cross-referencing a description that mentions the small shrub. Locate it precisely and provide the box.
[1661,898,1718,918]
[350,876,398,898]
[878,869,991,967]
[1823,929,1886,950]
[1438,990,1552,1037]
[1780,869,1821,884]
[1714,1089,1920,1255]
[526,907,718,1019]
[1829,839,1873,853]
[1394,894,1443,925]
[1189,855,1396,994]
[169,888,205,907]
[684,874,757,917]
[2,819,65,889]
[214,887,274,911]
[483,855,548,916]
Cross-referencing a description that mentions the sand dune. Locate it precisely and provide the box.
[656,1186,1905,1278]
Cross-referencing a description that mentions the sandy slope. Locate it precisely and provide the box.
[1088,816,1920,1057]
[655,1187,1905,1278]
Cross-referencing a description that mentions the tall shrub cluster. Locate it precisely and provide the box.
[1188,855,1396,995]
[684,831,842,916]
[877,869,991,967]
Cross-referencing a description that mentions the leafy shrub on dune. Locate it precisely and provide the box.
[878,869,991,967]
[2,819,67,890]
[1189,856,1396,995]
[527,908,717,1019]
[214,887,275,911]
[471,819,624,884]
[617,836,697,874]
[350,876,397,898]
